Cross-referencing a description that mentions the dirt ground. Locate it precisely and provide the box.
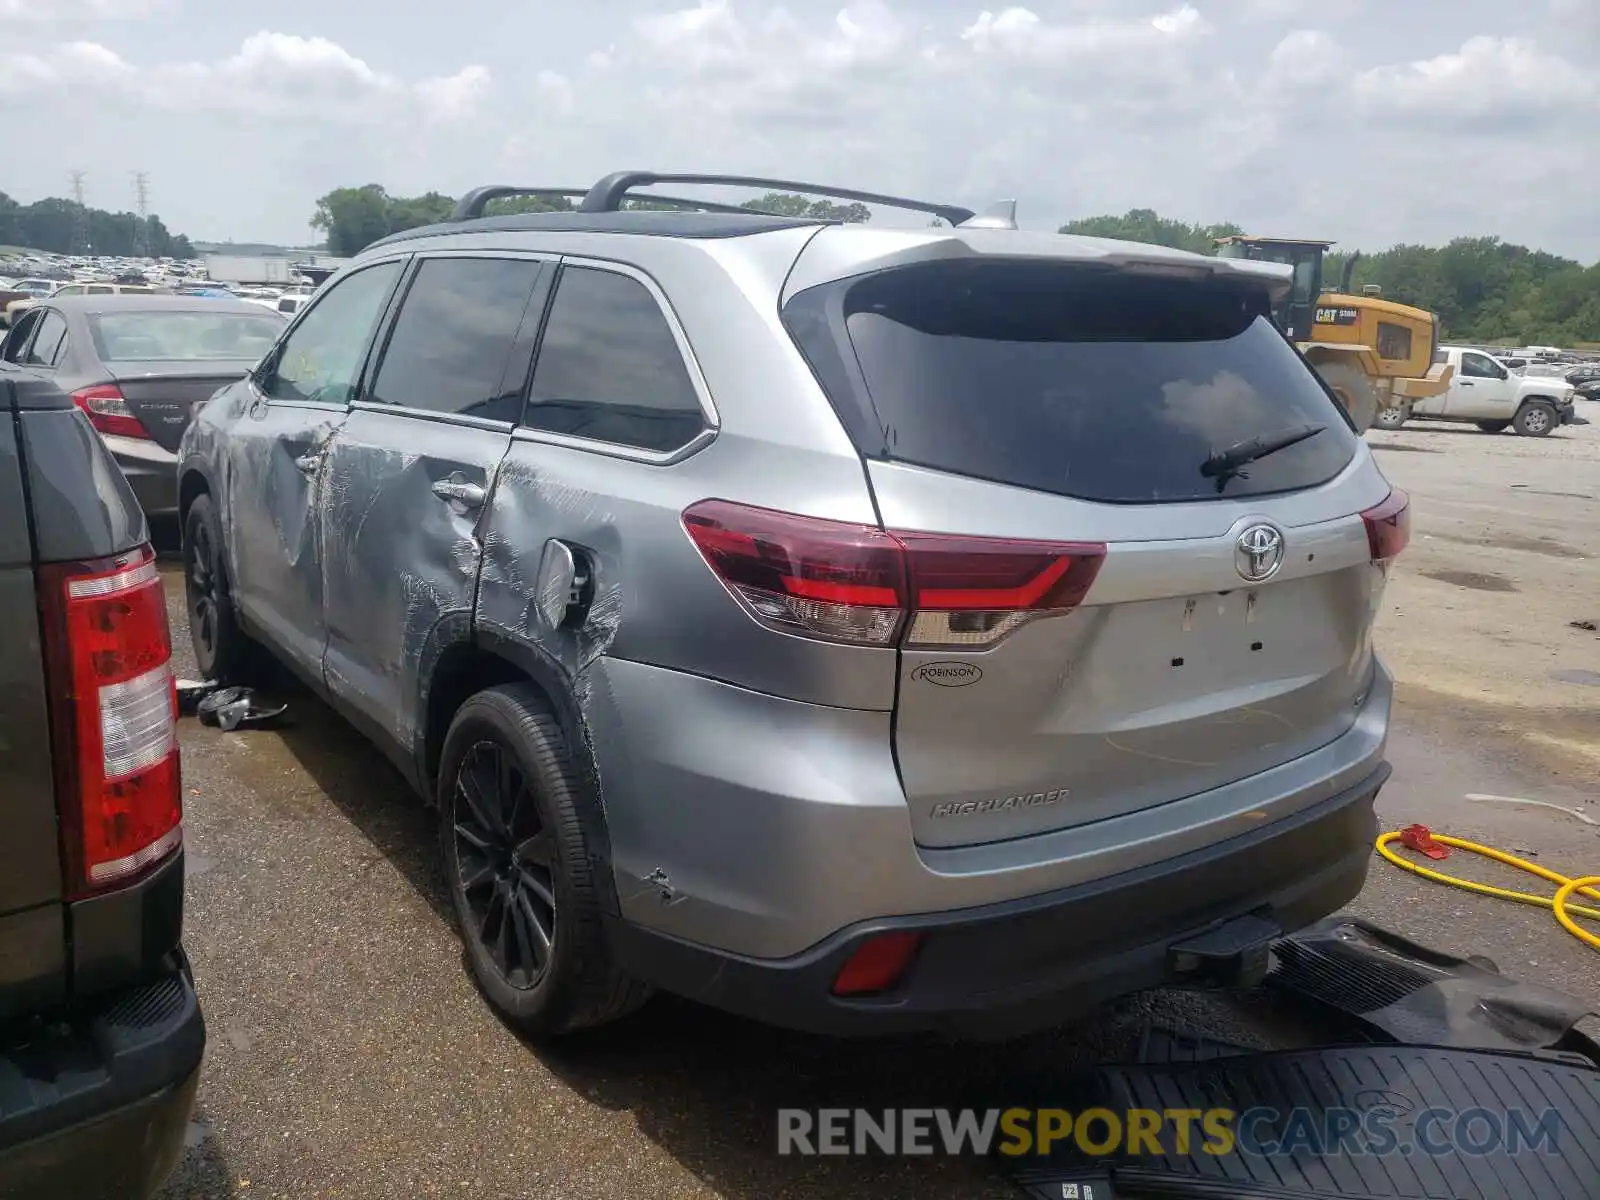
[1371,407,1600,786]
[154,406,1600,1199]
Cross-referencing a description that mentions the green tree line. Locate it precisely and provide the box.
[0,192,195,259]
[311,185,871,258]
[1058,209,1600,345]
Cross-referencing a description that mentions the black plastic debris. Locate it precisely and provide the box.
[1269,917,1600,1061]
[175,677,220,716]
[1002,920,1600,1198]
[194,686,287,732]
[1008,1044,1600,1199]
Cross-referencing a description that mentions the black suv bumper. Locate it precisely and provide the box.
[612,764,1387,1037]
[0,951,204,1200]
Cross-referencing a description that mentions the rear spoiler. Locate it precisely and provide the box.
[781,227,1293,304]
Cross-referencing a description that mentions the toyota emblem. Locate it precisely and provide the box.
[1235,524,1285,582]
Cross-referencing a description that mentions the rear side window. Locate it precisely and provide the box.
[24,310,68,367]
[523,266,706,453]
[786,261,1360,504]
[369,257,542,422]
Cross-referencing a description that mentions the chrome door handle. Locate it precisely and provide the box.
[431,478,487,509]
[293,452,321,475]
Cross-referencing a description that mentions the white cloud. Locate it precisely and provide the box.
[959,5,1208,59]
[1353,36,1598,124]
[1265,29,1345,91]
[0,40,132,94]
[416,65,494,121]
[2,32,492,124]
[532,69,575,116]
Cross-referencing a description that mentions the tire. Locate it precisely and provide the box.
[1313,360,1380,434]
[1513,402,1556,437]
[183,493,266,684]
[437,684,651,1034]
[1476,420,1511,434]
[1372,403,1409,431]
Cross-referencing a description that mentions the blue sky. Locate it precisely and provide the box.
[2,0,1596,260]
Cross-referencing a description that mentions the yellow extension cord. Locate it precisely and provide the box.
[1376,830,1600,953]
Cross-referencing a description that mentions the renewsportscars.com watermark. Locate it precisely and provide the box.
[776,1106,1566,1159]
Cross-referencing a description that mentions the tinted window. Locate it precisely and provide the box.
[1461,353,1501,379]
[89,310,284,362]
[369,257,541,421]
[23,310,68,367]
[54,285,85,296]
[2,310,42,362]
[1376,322,1412,361]
[87,285,114,295]
[263,261,402,405]
[524,266,705,452]
[788,261,1359,504]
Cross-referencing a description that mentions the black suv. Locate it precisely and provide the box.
[0,365,202,1197]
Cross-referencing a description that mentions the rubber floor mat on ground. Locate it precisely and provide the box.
[1268,918,1600,1060]
[1004,1044,1600,1199]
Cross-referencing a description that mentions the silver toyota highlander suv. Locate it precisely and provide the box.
[178,171,1405,1037]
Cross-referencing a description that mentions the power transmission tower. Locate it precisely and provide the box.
[132,171,151,257]
[69,170,90,255]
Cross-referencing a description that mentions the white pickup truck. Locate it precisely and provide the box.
[1375,345,1578,437]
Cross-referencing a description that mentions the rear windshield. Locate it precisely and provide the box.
[89,310,285,363]
[786,261,1359,504]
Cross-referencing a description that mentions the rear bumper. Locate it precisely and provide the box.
[612,763,1385,1037]
[101,434,178,518]
[587,655,1393,960]
[0,951,204,1200]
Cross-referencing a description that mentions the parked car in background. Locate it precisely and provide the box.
[0,364,202,1198]
[0,279,60,327]
[179,172,1402,1039]
[1376,346,1577,435]
[5,281,161,331]
[2,295,284,519]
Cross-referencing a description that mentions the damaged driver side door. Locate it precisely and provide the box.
[225,258,406,685]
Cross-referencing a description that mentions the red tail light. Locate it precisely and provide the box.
[71,384,149,440]
[1361,488,1410,562]
[38,545,181,897]
[682,500,1106,649]
[831,931,923,997]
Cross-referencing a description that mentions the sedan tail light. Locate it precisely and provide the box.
[682,500,1106,649]
[71,384,150,440]
[38,545,181,896]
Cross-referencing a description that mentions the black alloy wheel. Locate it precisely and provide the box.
[451,739,558,990]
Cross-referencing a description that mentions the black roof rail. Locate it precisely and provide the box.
[579,171,977,225]
[449,185,769,222]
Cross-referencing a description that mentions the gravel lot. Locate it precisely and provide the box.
[155,413,1599,1199]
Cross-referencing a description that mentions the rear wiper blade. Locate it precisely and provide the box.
[1201,423,1326,480]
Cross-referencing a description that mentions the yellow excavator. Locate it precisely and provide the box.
[1214,236,1452,434]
